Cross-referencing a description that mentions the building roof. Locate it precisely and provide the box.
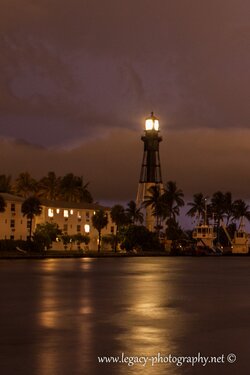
[0,193,111,211]
[0,193,24,203]
[39,199,110,211]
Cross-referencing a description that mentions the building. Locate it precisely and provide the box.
[0,193,29,241]
[136,112,164,230]
[0,193,114,250]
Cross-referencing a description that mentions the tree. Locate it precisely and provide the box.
[38,171,60,200]
[110,204,128,252]
[61,234,71,250]
[163,181,184,222]
[73,233,90,250]
[91,209,108,252]
[0,175,12,193]
[232,199,250,229]
[143,184,167,231]
[223,192,234,225]
[0,195,6,237]
[14,172,38,198]
[165,218,185,241]
[0,195,6,212]
[60,173,93,203]
[186,193,206,224]
[121,225,162,252]
[21,196,42,239]
[210,191,228,235]
[33,222,61,250]
[102,234,116,249]
[126,200,144,224]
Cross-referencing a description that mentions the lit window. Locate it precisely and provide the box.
[145,118,154,130]
[84,224,90,233]
[77,211,81,219]
[48,208,54,217]
[154,119,159,131]
[64,210,69,218]
[56,209,60,214]
[70,209,74,215]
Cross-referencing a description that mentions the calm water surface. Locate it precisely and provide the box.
[0,257,249,375]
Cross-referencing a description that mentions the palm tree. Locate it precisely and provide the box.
[211,191,227,230]
[0,195,6,213]
[163,181,184,222]
[91,209,108,252]
[21,196,42,239]
[111,204,128,252]
[186,193,206,224]
[223,192,234,225]
[14,172,38,198]
[143,184,167,231]
[38,171,60,200]
[126,200,144,224]
[0,175,12,193]
[60,173,93,203]
[232,199,250,229]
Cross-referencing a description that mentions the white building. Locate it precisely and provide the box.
[0,193,114,251]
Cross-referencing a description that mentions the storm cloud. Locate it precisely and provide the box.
[0,0,250,202]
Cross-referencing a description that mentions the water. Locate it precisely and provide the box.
[0,257,249,375]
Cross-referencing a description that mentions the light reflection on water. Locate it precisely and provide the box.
[0,258,249,375]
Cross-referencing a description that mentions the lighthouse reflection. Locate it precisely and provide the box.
[34,259,185,375]
[113,262,184,375]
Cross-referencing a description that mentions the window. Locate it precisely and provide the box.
[10,235,14,240]
[70,209,74,215]
[86,211,90,219]
[11,203,15,212]
[10,219,15,228]
[77,211,81,219]
[64,210,69,218]
[48,208,54,217]
[63,224,68,232]
[56,208,60,214]
[77,225,81,232]
[111,226,114,233]
[84,224,90,233]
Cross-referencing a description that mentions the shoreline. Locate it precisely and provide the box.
[0,250,249,259]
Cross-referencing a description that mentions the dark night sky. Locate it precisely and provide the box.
[0,0,250,203]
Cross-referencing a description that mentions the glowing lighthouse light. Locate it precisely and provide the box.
[145,112,159,131]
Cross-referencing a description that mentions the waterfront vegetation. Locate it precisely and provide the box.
[0,172,93,203]
[0,172,250,254]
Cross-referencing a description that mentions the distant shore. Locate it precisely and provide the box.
[0,249,170,259]
[0,249,249,259]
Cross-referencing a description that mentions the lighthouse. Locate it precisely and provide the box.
[136,112,164,230]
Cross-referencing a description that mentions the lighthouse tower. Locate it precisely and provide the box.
[136,112,164,230]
